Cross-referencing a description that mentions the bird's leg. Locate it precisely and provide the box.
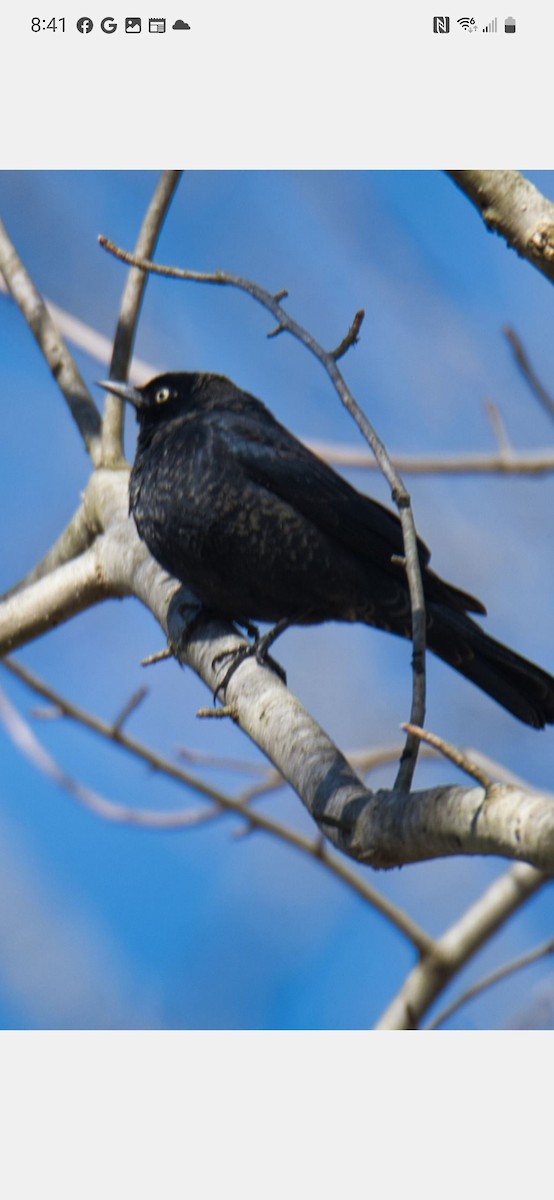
[212,617,293,696]
[251,618,291,667]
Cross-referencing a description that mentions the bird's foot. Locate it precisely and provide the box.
[212,619,290,696]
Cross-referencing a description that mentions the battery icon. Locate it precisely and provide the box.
[505,16,516,32]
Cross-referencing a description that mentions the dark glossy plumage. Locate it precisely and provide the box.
[101,372,554,728]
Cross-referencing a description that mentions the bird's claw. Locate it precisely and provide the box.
[212,636,287,698]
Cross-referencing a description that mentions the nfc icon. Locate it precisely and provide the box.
[433,16,450,33]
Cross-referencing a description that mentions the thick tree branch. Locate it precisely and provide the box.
[448,170,554,286]
[0,539,122,654]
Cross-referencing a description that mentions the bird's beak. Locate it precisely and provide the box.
[97,380,145,409]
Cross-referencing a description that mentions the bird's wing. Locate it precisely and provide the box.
[215,408,430,568]
[214,407,486,615]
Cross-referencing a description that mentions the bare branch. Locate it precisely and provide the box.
[98,235,427,790]
[448,170,554,286]
[484,400,513,457]
[1,655,434,953]
[111,686,149,734]
[102,170,182,464]
[0,217,102,464]
[403,724,494,789]
[329,308,365,360]
[0,683,213,828]
[429,936,554,1030]
[0,273,156,380]
[504,326,554,423]
[0,542,120,655]
[2,656,243,811]
[309,441,554,475]
[377,862,549,1028]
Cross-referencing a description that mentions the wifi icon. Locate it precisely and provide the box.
[457,16,478,30]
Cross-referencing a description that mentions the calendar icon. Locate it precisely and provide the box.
[149,17,166,32]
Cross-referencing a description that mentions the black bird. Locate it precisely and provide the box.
[100,372,554,728]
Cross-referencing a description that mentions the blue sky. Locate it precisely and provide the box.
[1,170,553,1029]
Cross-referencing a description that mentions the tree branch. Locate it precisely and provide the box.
[0,217,102,464]
[448,170,554,286]
[377,862,550,1028]
[0,273,155,381]
[504,326,554,423]
[0,540,121,655]
[102,170,182,465]
[0,655,435,954]
[429,935,554,1030]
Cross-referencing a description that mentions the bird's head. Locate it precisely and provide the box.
[98,373,205,422]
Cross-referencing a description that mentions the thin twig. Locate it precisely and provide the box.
[2,656,235,810]
[484,400,513,457]
[102,170,182,464]
[177,746,271,774]
[329,308,365,360]
[111,687,149,734]
[504,326,554,423]
[403,724,494,789]
[428,936,554,1030]
[98,235,427,791]
[0,683,215,829]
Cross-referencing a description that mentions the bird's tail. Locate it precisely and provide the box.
[427,605,554,728]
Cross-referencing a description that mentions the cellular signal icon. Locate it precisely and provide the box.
[457,17,478,30]
[483,17,498,31]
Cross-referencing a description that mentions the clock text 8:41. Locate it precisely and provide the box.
[31,18,66,32]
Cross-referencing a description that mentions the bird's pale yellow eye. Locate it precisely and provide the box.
[155,387,172,405]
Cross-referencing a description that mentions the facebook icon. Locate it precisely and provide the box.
[76,17,94,32]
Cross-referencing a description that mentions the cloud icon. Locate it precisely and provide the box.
[172,20,191,29]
